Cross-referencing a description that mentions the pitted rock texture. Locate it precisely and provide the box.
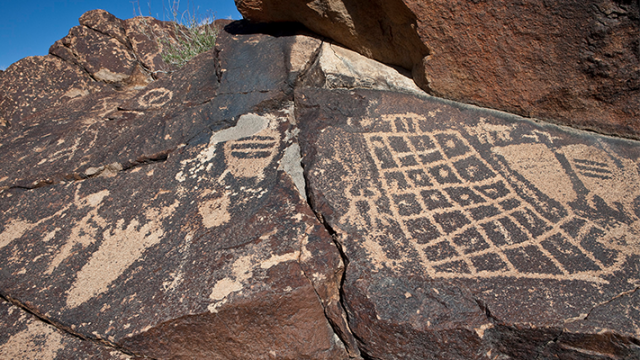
[0,14,351,358]
[0,299,131,359]
[49,9,180,84]
[298,87,640,359]
[0,9,194,136]
[0,111,347,359]
[237,0,640,139]
[2,8,639,360]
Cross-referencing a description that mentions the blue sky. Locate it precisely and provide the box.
[0,0,242,71]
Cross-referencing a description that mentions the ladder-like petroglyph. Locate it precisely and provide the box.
[338,113,640,283]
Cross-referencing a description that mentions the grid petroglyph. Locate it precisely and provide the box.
[342,113,640,283]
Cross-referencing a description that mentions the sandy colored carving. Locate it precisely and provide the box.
[0,190,107,257]
[493,143,577,204]
[175,112,277,183]
[223,124,280,181]
[0,219,36,251]
[328,112,640,283]
[199,191,232,228]
[562,144,640,213]
[66,200,179,308]
[137,88,173,109]
[0,318,64,359]
[46,189,110,275]
[208,243,300,313]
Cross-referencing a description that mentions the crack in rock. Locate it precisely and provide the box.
[0,293,139,358]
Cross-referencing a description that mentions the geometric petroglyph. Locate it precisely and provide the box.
[176,112,281,184]
[137,87,173,109]
[346,113,640,283]
[223,130,280,180]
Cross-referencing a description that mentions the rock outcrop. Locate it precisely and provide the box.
[236,0,640,139]
[1,9,639,360]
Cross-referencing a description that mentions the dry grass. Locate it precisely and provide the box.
[133,0,218,68]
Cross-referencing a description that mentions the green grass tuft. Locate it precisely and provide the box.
[159,8,218,68]
[134,1,218,69]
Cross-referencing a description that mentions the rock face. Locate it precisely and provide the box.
[0,299,130,359]
[236,0,640,139]
[298,88,640,359]
[1,9,639,360]
[0,14,350,359]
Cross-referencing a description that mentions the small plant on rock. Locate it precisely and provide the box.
[134,0,218,69]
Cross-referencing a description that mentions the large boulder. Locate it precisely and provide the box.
[298,85,640,359]
[0,13,351,359]
[236,0,640,139]
[1,9,639,359]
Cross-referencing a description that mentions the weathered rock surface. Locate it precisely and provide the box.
[236,0,640,139]
[298,87,640,358]
[49,9,178,83]
[0,13,350,359]
[1,8,639,360]
[0,9,184,135]
[0,299,130,359]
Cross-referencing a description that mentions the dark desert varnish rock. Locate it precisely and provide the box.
[0,299,130,359]
[298,87,640,359]
[0,13,349,359]
[1,7,639,359]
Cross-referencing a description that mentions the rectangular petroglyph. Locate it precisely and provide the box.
[336,113,640,283]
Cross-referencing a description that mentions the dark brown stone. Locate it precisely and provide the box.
[79,9,129,47]
[2,7,639,359]
[0,107,348,357]
[0,17,351,358]
[0,56,105,131]
[298,87,640,359]
[237,0,640,138]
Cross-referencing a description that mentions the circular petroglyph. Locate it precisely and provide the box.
[138,87,173,109]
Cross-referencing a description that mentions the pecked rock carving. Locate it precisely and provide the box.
[299,88,640,359]
[1,8,639,360]
[329,114,640,283]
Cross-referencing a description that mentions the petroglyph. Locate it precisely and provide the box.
[46,189,110,275]
[493,143,577,204]
[223,128,279,180]
[562,144,640,213]
[175,112,279,183]
[328,112,640,283]
[66,200,179,308]
[199,190,231,228]
[208,245,300,313]
[0,219,36,251]
[137,87,173,109]
[0,318,64,359]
